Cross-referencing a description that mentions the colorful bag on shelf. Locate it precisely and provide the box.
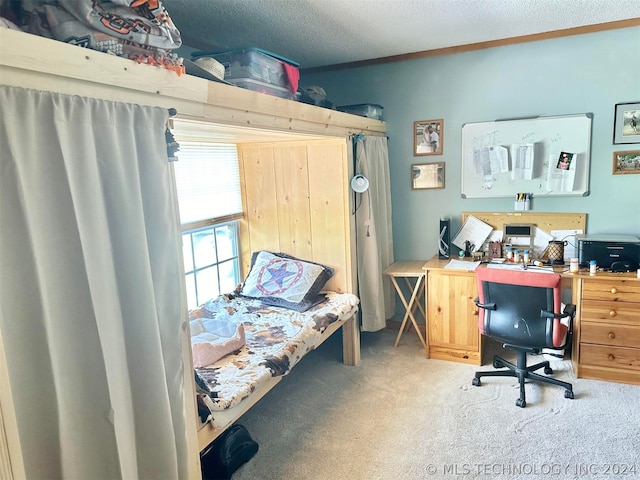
[2,0,183,73]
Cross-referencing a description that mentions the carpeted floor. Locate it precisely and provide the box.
[225,328,640,480]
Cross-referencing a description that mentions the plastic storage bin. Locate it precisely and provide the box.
[337,104,383,120]
[232,77,298,100]
[192,48,298,89]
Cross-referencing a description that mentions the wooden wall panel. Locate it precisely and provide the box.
[307,142,350,293]
[273,146,313,259]
[239,146,278,275]
[239,140,353,293]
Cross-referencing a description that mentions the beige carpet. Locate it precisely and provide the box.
[230,328,640,480]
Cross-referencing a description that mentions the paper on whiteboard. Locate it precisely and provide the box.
[451,215,493,252]
[510,143,535,180]
[546,153,576,192]
[473,146,509,175]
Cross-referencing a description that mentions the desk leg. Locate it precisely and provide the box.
[393,276,427,349]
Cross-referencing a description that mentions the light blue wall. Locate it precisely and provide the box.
[304,27,640,261]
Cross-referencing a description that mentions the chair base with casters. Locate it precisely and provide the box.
[472,268,576,408]
[472,348,574,408]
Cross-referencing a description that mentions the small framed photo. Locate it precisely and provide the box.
[412,162,445,189]
[414,119,443,156]
[613,150,640,175]
[613,102,640,144]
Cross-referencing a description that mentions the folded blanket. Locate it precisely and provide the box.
[191,318,246,368]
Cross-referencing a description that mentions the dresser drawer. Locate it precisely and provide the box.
[581,322,640,348]
[579,344,640,372]
[581,279,640,303]
[581,300,640,325]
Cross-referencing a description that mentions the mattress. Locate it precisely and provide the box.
[191,291,359,413]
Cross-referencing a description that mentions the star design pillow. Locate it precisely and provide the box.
[238,251,334,311]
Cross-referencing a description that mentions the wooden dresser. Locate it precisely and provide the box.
[572,272,640,385]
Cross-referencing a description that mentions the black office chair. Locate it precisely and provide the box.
[472,267,575,407]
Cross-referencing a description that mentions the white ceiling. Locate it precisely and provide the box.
[163,0,640,69]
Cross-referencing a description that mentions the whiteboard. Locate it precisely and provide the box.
[461,113,592,198]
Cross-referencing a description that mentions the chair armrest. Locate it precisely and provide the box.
[540,304,576,321]
[540,304,576,349]
[563,303,576,319]
[474,297,496,311]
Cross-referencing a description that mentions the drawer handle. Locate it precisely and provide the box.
[607,354,615,361]
[610,287,618,294]
[609,310,617,318]
[608,332,616,339]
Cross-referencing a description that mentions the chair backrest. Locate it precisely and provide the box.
[475,268,566,349]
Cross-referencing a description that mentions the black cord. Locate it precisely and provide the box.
[351,191,363,215]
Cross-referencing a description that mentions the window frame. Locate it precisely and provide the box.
[171,135,244,310]
[181,220,241,309]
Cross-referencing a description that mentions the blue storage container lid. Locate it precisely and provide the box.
[191,47,299,67]
[338,104,383,109]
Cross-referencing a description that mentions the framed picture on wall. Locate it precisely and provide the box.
[414,119,443,156]
[411,162,445,189]
[613,102,640,144]
[613,150,640,175]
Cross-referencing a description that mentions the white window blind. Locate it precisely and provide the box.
[173,142,242,225]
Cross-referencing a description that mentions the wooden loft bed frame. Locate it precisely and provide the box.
[0,28,385,139]
[0,27,386,476]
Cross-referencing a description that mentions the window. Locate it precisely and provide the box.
[173,141,243,309]
[182,222,239,309]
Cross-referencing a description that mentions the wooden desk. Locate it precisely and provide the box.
[422,257,481,364]
[383,261,427,350]
[422,255,640,385]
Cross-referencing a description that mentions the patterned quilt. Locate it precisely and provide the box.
[192,291,359,411]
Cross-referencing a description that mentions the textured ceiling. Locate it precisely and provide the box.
[163,0,640,69]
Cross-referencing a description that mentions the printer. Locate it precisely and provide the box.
[577,234,640,272]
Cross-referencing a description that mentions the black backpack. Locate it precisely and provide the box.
[200,424,259,479]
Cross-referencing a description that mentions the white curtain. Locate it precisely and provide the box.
[0,86,188,479]
[354,135,395,332]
